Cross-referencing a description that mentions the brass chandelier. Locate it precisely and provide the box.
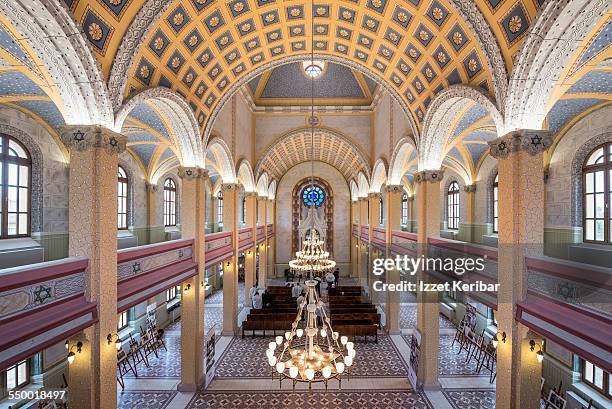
[288,228,336,275]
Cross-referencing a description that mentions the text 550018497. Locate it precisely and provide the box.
[8,390,66,400]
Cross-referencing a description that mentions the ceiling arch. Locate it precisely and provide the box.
[256,127,370,184]
[388,137,418,185]
[206,136,236,183]
[256,172,269,197]
[370,159,388,192]
[236,159,256,192]
[93,0,509,141]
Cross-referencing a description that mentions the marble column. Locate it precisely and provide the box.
[367,192,382,297]
[146,182,159,244]
[463,184,477,242]
[358,197,369,288]
[61,125,125,409]
[257,197,268,286]
[177,167,207,390]
[385,185,402,334]
[489,130,551,409]
[414,169,443,389]
[244,192,257,306]
[350,200,359,278]
[221,183,239,335]
[267,199,275,277]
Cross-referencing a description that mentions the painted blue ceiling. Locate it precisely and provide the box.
[0,71,46,96]
[13,100,65,130]
[465,143,489,166]
[0,24,32,67]
[159,147,175,163]
[252,62,370,99]
[547,98,607,134]
[126,131,159,143]
[566,70,611,94]
[462,130,496,142]
[447,146,463,163]
[126,102,171,140]
[575,19,610,70]
[130,144,157,169]
[450,103,490,141]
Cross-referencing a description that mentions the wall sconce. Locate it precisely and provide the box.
[107,334,122,350]
[67,341,83,364]
[248,250,251,255]
[529,340,544,363]
[184,283,191,293]
[492,331,507,348]
[239,264,243,268]
[226,261,231,267]
[201,280,204,287]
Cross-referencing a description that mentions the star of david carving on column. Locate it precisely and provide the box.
[33,285,52,304]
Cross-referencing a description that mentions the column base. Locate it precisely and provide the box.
[386,328,401,335]
[177,382,199,392]
[221,329,236,336]
[421,381,441,392]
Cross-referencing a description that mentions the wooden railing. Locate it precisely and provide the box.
[204,231,233,268]
[389,230,417,256]
[238,227,254,252]
[0,257,97,370]
[371,226,386,248]
[352,223,359,238]
[117,239,197,313]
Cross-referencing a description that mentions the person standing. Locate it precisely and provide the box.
[253,290,263,309]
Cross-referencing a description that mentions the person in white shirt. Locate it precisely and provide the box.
[325,271,335,288]
[291,283,301,298]
[253,291,263,309]
[249,285,258,307]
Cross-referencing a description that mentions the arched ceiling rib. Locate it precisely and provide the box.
[256,128,370,184]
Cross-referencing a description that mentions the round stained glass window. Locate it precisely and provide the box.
[302,185,325,207]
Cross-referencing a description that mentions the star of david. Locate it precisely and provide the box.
[33,285,52,304]
[132,262,141,273]
[431,173,438,179]
[308,115,319,126]
[530,134,542,147]
[557,282,575,300]
[178,249,184,258]
[186,170,193,176]
[73,130,85,142]
[498,141,507,151]
[109,137,118,147]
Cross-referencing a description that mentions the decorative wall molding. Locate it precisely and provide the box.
[59,126,127,154]
[178,167,208,180]
[488,130,552,159]
[414,170,445,183]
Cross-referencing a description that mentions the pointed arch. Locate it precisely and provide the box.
[357,172,370,198]
[388,137,418,185]
[206,136,235,183]
[350,180,359,202]
[370,159,388,193]
[268,180,277,200]
[236,159,256,193]
[256,173,270,198]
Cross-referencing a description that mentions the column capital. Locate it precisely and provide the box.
[463,184,477,193]
[384,184,403,193]
[146,182,158,193]
[244,191,258,198]
[267,198,275,203]
[60,125,126,154]
[367,192,383,199]
[414,169,444,183]
[488,129,552,159]
[178,167,208,180]
[220,182,239,191]
[358,197,368,202]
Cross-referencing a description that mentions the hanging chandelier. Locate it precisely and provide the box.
[289,228,336,275]
[266,280,355,389]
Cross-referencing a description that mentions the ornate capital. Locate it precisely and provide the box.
[60,125,126,154]
[464,184,477,193]
[488,130,552,159]
[221,183,239,192]
[368,192,383,200]
[414,170,444,183]
[178,167,208,180]
[146,182,158,193]
[358,197,368,202]
[384,184,403,193]
[244,191,258,198]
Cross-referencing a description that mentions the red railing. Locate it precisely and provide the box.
[267,223,274,238]
[256,225,266,244]
[238,227,254,251]
[204,231,233,268]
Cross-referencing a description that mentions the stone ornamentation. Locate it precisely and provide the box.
[488,130,552,159]
[60,125,127,154]
[178,167,208,180]
[368,192,383,199]
[146,182,158,193]
[463,184,476,193]
[244,191,258,198]
[221,183,239,192]
[385,185,403,193]
[117,245,193,282]
[414,170,445,183]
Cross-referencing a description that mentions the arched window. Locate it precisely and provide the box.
[583,142,611,244]
[0,134,31,238]
[163,178,177,227]
[379,196,384,225]
[492,173,499,234]
[401,193,408,225]
[216,190,223,225]
[447,181,460,230]
[117,166,128,230]
[240,194,246,225]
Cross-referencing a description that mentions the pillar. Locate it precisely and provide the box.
[414,169,443,389]
[221,183,239,335]
[244,192,257,306]
[61,126,125,409]
[367,192,382,296]
[385,185,402,334]
[146,183,159,244]
[489,130,550,409]
[463,184,476,242]
[266,198,275,277]
[408,195,415,232]
[257,196,268,286]
[357,197,369,287]
[177,167,207,390]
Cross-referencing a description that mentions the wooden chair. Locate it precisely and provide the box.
[117,349,137,390]
[543,390,567,409]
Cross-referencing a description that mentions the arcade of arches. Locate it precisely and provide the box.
[0,0,610,408]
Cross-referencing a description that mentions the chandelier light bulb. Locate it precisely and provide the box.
[332,332,339,340]
[320,329,327,338]
[296,328,304,337]
[537,350,544,363]
[348,348,356,359]
[335,362,345,374]
[276,336,283,345]
[341,336,348,345]
[266,349,274,358]
[322,366,332,379]
[285,331,291,340]
[346,341,354,351]
[289,366,299,378]
[305,368,315,380]
[276,362,286,374]
[67,352,75,365]
[344,356,353,367]
[268,356,277,367]
[269,341,277,351]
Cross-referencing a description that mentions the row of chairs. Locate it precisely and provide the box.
[452,312,497,383]
[117,325,167,390]
[241,286,297,338]
[329,287,380,344]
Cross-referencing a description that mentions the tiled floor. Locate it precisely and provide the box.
[186,390,433,409]
[399,303,455,330]
[205,282,246,306]
[117,390,177,409]
[442,389,496,409]
[126,334,181,378]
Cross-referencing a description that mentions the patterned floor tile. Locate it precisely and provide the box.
[117,390,177,409]
[206,282,245,306]
[399,304,455,330]
[125,335,181,378]
[187,390,433,409]
[205,306,223,334]
[215,334,408,379]
[442,389,496,409]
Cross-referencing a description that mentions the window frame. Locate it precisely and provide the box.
[163,178,177,227]
[447,181,460,230]
[117,166,129,230]
[492,173,499,234]
[581,358,611,398]
[165,286,177,303]
[117,310,129,331]
[0,134,32,239]
[582,142,611,244]
[3,360,29,393]
[379,196,384,225]
[401,192,408,226]
[216,190,223,225]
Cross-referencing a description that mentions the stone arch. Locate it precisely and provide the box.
[115,87,203,168]
[256,173,270,198]
[421,85,503,171]
[504,0,608,132]
[158,171,181,226]
[0,0,112,127]
[357,172,370,198]
[206,136,236,183]
[268,180,277,200]
[236,159,256,193]
[370,159,388,193]
[388,137,418,185]
[0,124,44,233]
[570,131,612,227]
[350,180,359,202]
